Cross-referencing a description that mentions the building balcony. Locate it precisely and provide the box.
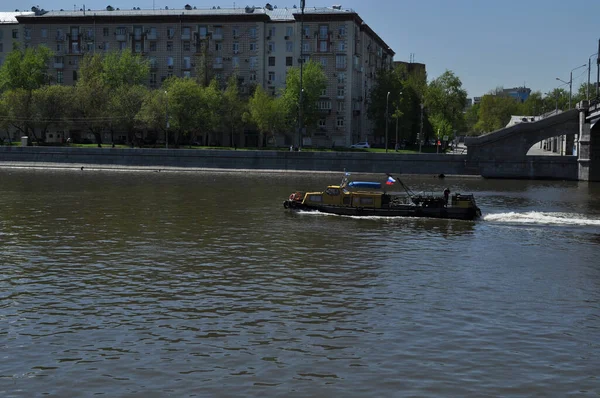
[53,62,64,69]
[213,63,223,69]
[181,33,191,40]
[212,33,223,41]
[146,33,157,40]
[115,34,127,41]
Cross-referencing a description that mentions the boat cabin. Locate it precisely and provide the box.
[302,182,386,209]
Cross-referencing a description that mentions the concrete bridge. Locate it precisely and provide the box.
[465,103,600,181]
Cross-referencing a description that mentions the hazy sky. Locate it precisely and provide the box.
[16,0,600,98]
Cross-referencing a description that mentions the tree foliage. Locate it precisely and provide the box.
[425,70,467,134]
[0,46,52,92]
[248,85,286,147]
[281,60,327,137]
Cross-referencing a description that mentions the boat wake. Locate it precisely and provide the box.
[484,211,600,226]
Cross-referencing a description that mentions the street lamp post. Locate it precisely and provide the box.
[385,91,390,153]
[588,52,598,101]
[395,91,402,151]
[556,63,586,109]
[298,0,305,149]
[164,90,169,149]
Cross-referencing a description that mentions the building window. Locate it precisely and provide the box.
[183,71,191,78]
[232,26,239,37]
[183,41,190,51]
[199,26,207,38]
[119,42,127,50]
[320,88,327,96]
[319,25,328,39]
[183,56,191,69]
[134,42,142,53]
[56,70,63,84]
[286,26,293,37]
[250,42,257,52]
[303,26,309,37]
[41,28,47,38]
[336,55,347,69]
[268,42,275,53]
[182,26,191,39]
[337,101,345,112]
[268,26,275,38]
[150,73,157,84]
[337,117,344,127]
[268,56,275,67]
[337,72,346,84]
[12,29,18,39]
[232,56,239,68]
[286,41,293,53]
[320,57,327,67]
[73,70,78,81]
[268,71,275,82]
[167,41,173,51]
[318,101,331,110]
[249,56,257,70]
[103,27,109,36]
[337,88,345,98]
[215,42,223,51]
[286,56,293,66]
[249,27,257,39]
[338,41,346,51]
[167,27,175,39]
[338,25,346,37]
[167,56,174,68]
[302,42,310,53]
[249,72,257,81]
[318,119,326,128]
[150,41,157,51]
[232,42,239,53]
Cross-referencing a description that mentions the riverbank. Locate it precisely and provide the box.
[0,146,474,176]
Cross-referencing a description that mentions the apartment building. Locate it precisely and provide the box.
[0,11,34,66]
[15,5,394,147]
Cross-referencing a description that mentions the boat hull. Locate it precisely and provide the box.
[283,200,481,221]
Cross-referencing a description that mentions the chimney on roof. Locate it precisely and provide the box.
[184,4,192,10]
[265,3,273,11]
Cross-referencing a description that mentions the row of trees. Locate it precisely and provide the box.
[465,83,595,135]
[367,65,468,145]
[0,47,327,147]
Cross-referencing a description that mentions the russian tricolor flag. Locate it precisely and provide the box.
[386,176,396,185]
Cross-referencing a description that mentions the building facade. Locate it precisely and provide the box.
[0,11,34,66]
[15,5,394,147]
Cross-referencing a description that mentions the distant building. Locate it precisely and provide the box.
[473,96,482,105]
[502,86,531,103]
[393,60,426,76]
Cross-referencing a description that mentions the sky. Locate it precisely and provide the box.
[10,0,600,98]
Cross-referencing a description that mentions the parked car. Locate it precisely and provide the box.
[350,142,370,149]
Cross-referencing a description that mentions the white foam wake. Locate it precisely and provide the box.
[484,211,600,226]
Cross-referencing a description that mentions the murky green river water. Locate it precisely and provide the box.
[1,168,599,397]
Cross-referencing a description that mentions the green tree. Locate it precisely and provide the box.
[101,51,150,89]
[425,70,467,135]
[474,94,520,133]
[367,66,406,144]
[281,60,327,143]
[222,74,246,147]
[73,54,111,145]
[543,88,569,113]
[1,89,36,140]
[0,46,52,92]
[31,85,74,142]
[248,85,286,147]
[464,103,480,135]
[519,91,544,116]
[108,85,148,145]
[136,89,169,143]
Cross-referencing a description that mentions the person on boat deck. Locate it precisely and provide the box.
[443,188,450,204]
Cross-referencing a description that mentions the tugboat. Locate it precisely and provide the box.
[283,173,482,221]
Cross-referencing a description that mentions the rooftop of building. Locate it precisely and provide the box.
[15,4,355,19]
[0,11,34,24]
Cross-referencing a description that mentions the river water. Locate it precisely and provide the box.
[1,168,599,397]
